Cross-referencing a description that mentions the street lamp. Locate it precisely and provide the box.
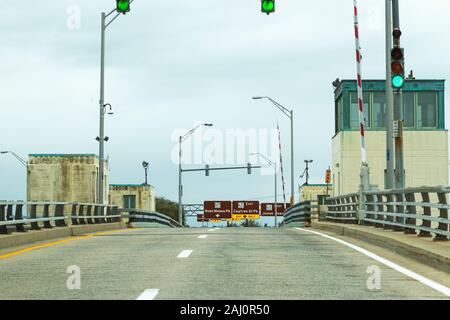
[142,161,149,185]
[300,160,313,185]
[252,96,294,205]
[1,151,28,201]
[97,1,134,206]
[178,123,213,225]
[250,152,278,228]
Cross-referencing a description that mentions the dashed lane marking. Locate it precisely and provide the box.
[177,250,193,258]
[137,289,159,300]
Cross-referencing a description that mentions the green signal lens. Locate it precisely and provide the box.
[262,1,274,12]
[117,0,130,13]
[392,75,405,88]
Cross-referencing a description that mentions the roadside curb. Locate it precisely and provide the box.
[0,223,127,250]
[311,221,450,274]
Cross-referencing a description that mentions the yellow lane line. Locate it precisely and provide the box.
[0,228,142,260]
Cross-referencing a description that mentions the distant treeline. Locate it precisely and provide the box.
[155,197,178,222]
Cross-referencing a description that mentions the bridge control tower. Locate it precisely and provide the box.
[332,79,447,196]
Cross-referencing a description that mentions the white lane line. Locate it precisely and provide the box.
[136,289,159,300]
[177,250,193,258]
[208,229,216,232]
[295,227,450,297]
[198,235,208,239]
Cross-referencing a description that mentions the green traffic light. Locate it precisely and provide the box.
[117,0,130,13]
[262,0,275,14]
[392,75,405,88]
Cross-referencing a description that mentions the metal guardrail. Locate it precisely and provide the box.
[325,186,450,240]
[121,208,183,228]
[0,201,182,235]
[283,201,315,226]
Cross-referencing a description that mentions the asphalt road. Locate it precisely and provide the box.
[0,227,448,300]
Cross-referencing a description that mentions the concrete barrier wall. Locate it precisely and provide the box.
[0,223,127,250]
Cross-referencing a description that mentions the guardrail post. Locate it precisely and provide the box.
[435,191,449,241]
[393,191,405,232]
[54,204,67,227]
[106,206,112,223]
[357,189,366,225]
[404,192,417,235]
[336,197,342,220]
[374,194,384,228]
[94,205,101,224]
[305,201,311,225]
[29,204,40,230]
[87,205,95,224]
[43,204,53,229]
[0,204,7,234]
[129,210,136,223]
[419,192,432,238]
[71,204,78,225]
[14,203,26,232]
[7,204,13,222]
[365,193,374,226]
[101,205,107,223]
[384,193,394,230]
[79,205,87,225]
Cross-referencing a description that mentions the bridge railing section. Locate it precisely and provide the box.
[0,201,182,235]
[0,201,121,235]
[325,187,450,241]
[121,209,183,228]
[283,201,316,226]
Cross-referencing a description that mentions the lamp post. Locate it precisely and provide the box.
[178,123,213,225]
[251,152,278,227]
[253,96,294,205]
[300,160,313,185]
[142,161,149,185]
[1,151,28,201]
[97,1,134,205]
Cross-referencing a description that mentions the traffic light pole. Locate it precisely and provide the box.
[392,0,405,189]
[98,5,131,205]
[385,0,395,190]
[98,12,106,205]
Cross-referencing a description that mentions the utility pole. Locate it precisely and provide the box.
[178,123,213,225]
[252,97,294,205]
[385,0,395,190]
[392,0,405,189]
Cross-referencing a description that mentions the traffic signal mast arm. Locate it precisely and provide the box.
[103,0,134,29]
[181,165,262,173]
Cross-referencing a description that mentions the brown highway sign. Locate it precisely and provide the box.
[232,201,260,215]
[197,214,209,222]
[204,201,232,219]
[260,203,289,216]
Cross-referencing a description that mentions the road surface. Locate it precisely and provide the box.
[0,227,448,299]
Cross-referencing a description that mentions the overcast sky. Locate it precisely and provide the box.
[1,1,450,213]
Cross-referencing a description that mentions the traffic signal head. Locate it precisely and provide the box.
[247,163,252,175]
[390,47,405,90]
[116,0,130,14]
[205,165,210,177]
[261,0,275,15]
